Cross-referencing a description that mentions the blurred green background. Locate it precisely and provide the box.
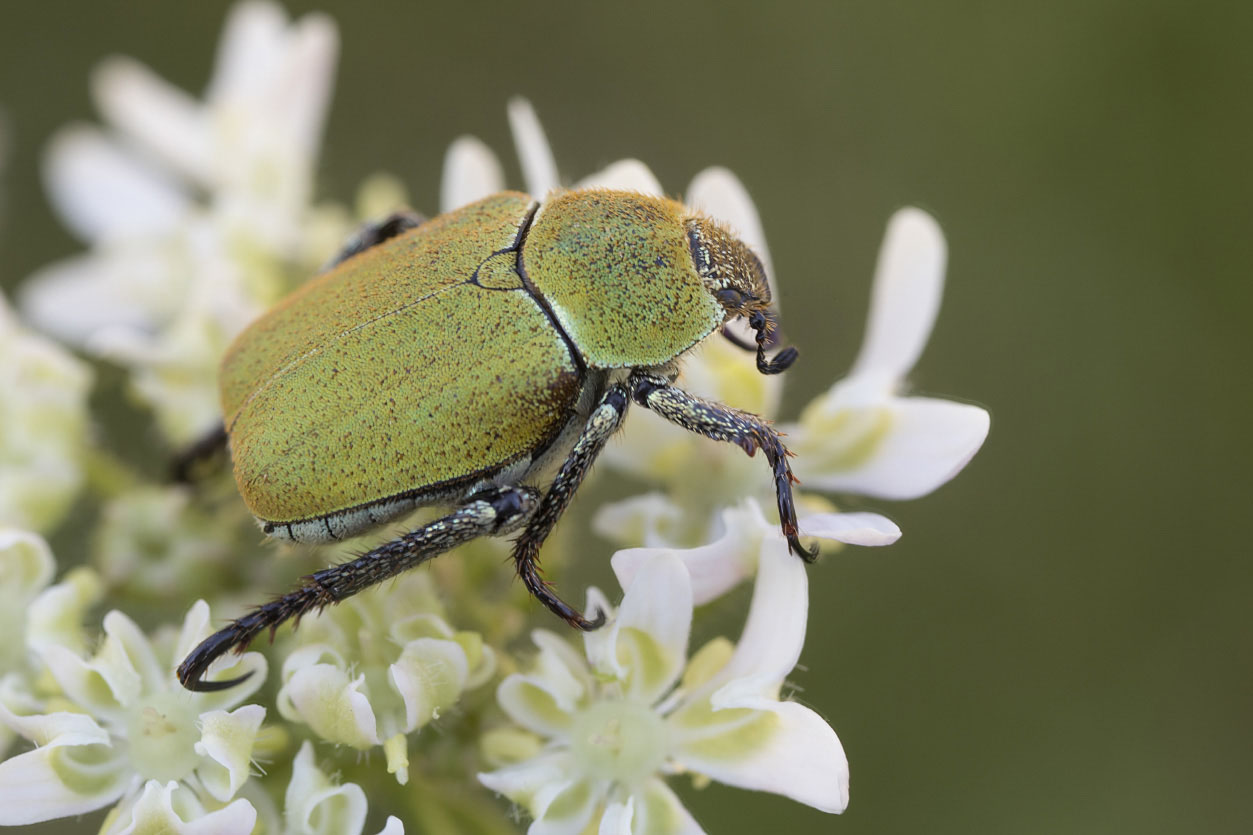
[2,1,1249,832]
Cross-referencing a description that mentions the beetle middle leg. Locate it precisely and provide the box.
[510,382,632,631]
[629,371,816,560]
[177,484,539,692]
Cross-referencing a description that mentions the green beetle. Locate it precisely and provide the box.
[178,188,809,691]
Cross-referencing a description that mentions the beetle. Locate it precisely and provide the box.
[177,188,811,692]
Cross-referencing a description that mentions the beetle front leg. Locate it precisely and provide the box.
[511,383,632,630]
[629,371,816,560]
[177,484,538,692]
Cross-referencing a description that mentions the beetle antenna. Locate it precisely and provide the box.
[749,310,798,374]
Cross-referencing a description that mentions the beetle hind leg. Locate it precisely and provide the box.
[177,484,539,692]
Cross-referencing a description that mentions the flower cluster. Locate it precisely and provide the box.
[0,2,988,833]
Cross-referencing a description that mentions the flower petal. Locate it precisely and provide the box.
[508,97,560,197]
[109,780,257,835]
[629,779,707,835]
[479,751,604,835]
[388,637,470,732]
[611,500,772,606]
[285,741,368,835]
[497,674,577,739]
[616,561,693,704]
[675,699,848,814]
[795,395,989,499]
[27,567,104,658]
[594,493,685,549]
[376,816,405,835]
[0,527,55,597]
[574,159,664,195]
[42,126,190,243]
[600,798,635,835]
[846,207,946,387]
[440,136,505,212]
[799,511,900,546]
[704,535,807,692]
[0,734,127,824]
[589,554,692,704]
[17,244,189,348]
[91,55,213,184]
[277,664,381,748]
[40,611,151,717]
[194,704,266,802]
[477,749,572,806]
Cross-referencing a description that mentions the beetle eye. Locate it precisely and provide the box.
[716,288,746,309]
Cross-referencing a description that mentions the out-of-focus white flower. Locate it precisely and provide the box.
[93,486,242,599]
[18,1,339,443]
[99,780,258,835]
[0,293,93,533]
[285,741,405,835]
[0,599,266,827]
[0,530,56,684]
[276,572,494,785]
[785,208,990,498]
[479,547,847,834]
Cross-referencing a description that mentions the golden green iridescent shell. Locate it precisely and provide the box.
[221,192,581,524]
[221,189,726,527]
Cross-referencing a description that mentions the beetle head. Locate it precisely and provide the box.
[685,215,798,375]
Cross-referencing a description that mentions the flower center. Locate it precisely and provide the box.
[124,692,201,782]
[569,700,669,786]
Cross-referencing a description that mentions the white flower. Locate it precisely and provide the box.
[606,497,899,605]
[785,208,991,498]
[284,741,404,835]
[0,292,93,533]
[100,780,258,835]
[479,546,847,834]
[276,573,495,785]
[18,1,339,443]
[0,599,266,827]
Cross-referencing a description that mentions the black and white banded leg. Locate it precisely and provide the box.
[629,371,815,560]
[178,485,539,691]
[510,383,632,630]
